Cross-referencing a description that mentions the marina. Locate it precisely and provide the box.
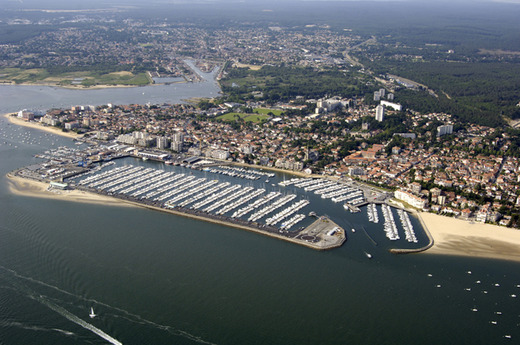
[7,137,435,253]
[12,152,351,249]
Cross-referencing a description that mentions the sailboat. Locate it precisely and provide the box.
[89,307,97,318]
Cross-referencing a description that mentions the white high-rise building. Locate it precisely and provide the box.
[156,136,169,149]
[171,132,184,152]
[375,105,385,122]
[172,132,184,143]
[437,124,454,137]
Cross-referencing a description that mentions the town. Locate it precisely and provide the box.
[14,89,520,228]
[3,4,520,228]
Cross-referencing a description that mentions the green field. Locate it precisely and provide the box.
[0,68,152,87]
[253,108,283,116]
[217,112,271,123]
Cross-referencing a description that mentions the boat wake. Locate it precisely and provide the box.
[0,320,76,337]
[33,295,123,345]
[0,264,217,345]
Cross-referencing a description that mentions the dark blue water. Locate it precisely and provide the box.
[1,87,519,344]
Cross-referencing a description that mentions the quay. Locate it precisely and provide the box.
[295,216,346,250]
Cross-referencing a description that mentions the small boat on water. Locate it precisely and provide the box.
[364,251,372,259]
[89,307,97,318]
[351,228,356,233]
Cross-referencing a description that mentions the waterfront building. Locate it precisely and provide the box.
[18,110,34,121]
[49,181,68,190]
[156,136,170,149]
[171,141,183,152]
[171,131,184,152]
[206,148,230,160]
[117,134,138,145]
[394,189,427,209]
[40,114,59,126]
[64,122,79,130]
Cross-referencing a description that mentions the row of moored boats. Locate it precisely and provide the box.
[75,165,308,231]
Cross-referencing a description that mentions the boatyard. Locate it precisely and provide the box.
[7,142,430,252]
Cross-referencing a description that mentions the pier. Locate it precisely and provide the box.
[389,212,434,255]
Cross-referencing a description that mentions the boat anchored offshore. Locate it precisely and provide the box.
[89,307,97,319]
[364,252,372,259]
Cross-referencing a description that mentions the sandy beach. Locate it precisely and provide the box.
[7,174,133,207]
[4,113,82,139]
[420,212,520,262]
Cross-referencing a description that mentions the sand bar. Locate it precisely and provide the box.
[420,212,520,262]
[7,174,133,207]
[4,113,82,139]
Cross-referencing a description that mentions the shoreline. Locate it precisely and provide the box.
[3,113,82,139]
[419,212,520,262]
[6,173,344,251]
[6,173,134,207]
[0,81,147,90]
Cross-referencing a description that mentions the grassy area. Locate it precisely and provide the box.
[0,67,152,87]
[217,112,271,123]
[81,71,151,87]
[253,108,283,116]
[0,68,50,84]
